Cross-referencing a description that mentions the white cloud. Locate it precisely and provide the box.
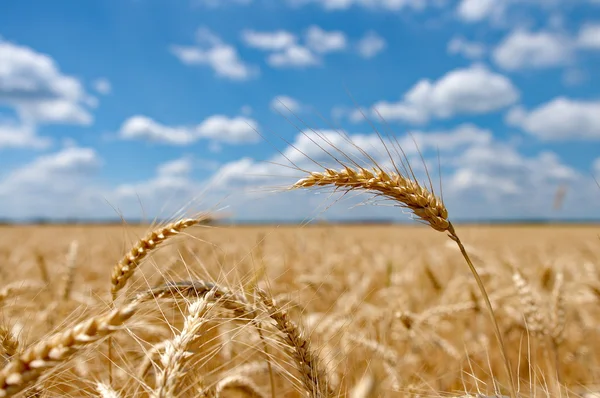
[201,125,599,221]
[577,23,600,49]
[0,38,93,125]
[448,141,578,205]
[288,0,429,11]
[506,98,600,141]
[196,115,259,143]
[171,27,257,81]
[365,65,519,124]
[0,146,102,198]
[114,157,198,202]
[270,95,303,113]
[304,26,347,53]
[447,36,486,59]
[0,119,51,150]
[2,127,598,221]
[493,29,573,70]
[456,0,498,22]
[267,45,320,68]
[119,115,259,145]
[243,26,378,68]
[157,157,194,177]
[93,78,112,95]
[356,31,387,58]
[241,30,297,51]
[120,116,196,145]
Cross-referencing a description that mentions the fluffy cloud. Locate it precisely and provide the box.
[171,27,257,80]
[304,26,347,53]
[356,31,387,58]
[0,38,93,125]
[120,116,195,145]
[506,98,600,140]
[445,140,582,219]
[241,30,297,51]
[2,127,598,221]
[119,115,260,145]
[0,146,103,219]
[363,65,519,124]
[201,125,599,221]
[456,0,498,22]
[114,157,199,203]
[447,36,486,59]
[577,23,600,49]
[243,26,378,68]
[196,115,260,143]
[208,124,494,192]
[267,45,320,68]
[270,95,303,113]
[493,29,573,70]
[288,0,428,11]
[0,119,51,150]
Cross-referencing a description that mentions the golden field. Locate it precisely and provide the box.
[1,223,600,398]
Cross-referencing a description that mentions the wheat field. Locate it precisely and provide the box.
[1,222,599,398]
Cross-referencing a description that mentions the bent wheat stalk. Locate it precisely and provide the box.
[291,165,516,398]
[0,303,138,397]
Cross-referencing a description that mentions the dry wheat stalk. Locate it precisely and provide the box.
[133,280,255,320]
[111,217,207,300]
[61,240,79,301]
[152,292,215,398]
[258,290,333,398]
[210,375,267,398]
[0,302,137,397]
[291,164,516,398]
[550,270,566,345]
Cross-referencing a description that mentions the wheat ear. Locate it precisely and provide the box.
[0,303,137,397]
[258,290,333,398]
[293,167,449,232]
[292,165,516,398]
[152,292,215,398]
[110,217,207,300]
[0,327,18,364]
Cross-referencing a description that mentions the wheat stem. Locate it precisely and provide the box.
[447,223,516,398]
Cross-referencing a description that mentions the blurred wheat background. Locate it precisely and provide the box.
[2,222,600,397]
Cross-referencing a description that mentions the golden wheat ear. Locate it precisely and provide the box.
[292,166,450,232]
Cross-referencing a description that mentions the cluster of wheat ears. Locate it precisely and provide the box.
[0,129,598,398]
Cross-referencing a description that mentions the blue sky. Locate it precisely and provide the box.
[1,0,600,222]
